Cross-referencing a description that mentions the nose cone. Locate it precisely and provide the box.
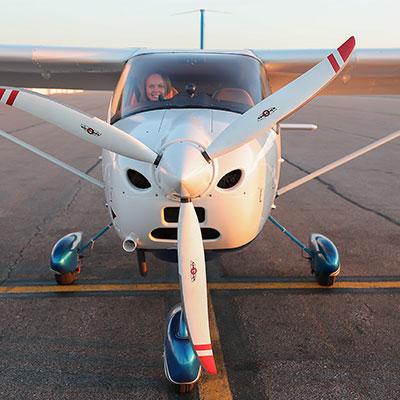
[155,142,213,199]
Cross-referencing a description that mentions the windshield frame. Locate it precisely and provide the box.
[110,51,269,124]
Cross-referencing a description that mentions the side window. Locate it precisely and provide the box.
[110,63,131,120]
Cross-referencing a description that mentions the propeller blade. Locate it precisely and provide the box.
[0,87,157,163]
[206,36,356,159]
[178,200,217,375]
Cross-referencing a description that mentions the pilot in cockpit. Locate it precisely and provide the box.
[144,73,177,101]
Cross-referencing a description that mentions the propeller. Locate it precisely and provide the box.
[178,200,217,375]
[0,87,158,163]
[205,36,356,159]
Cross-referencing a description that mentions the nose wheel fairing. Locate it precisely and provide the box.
[164,305,201,385]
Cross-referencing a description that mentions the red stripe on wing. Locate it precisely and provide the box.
[338,36,356,62]
[0,88,5,101]
[6,90,19,106]
[327,54,340,73]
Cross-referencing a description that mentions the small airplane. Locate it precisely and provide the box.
[0,36,399,393]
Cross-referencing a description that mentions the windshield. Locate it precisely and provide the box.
[110,52,268,123]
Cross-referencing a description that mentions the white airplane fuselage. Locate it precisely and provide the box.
[102,107,281,251]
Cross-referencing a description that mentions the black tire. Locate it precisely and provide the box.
[173,383,196,394]
[317,274,336,287]
[54,271,77,285]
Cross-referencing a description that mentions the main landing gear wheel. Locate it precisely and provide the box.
[54,270,78,285]
[309,234,340,287]
[313,270,337,287]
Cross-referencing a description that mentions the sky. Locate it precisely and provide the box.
[0,0,398,49]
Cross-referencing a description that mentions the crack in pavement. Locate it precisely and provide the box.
[1,216,51,285]
[1,180,86,284]
[84,158,102,175]
[283,157,400,228]
[2,153,102,283]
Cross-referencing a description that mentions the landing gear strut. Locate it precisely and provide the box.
[268,215,340,286]
[136,249,148,277]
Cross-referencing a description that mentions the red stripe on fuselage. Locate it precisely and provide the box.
[327,54,340,73]
[0,88,5,101]
[6,90,19,106]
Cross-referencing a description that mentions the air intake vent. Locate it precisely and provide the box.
[217,169,242,189]
[151,228,220,240]
[163,207,205,223]
[127,169,151,189]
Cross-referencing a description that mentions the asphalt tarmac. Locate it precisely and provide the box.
[0,92,399,400]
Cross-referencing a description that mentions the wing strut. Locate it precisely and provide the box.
[277,130,400,196]
[0,128,104,189]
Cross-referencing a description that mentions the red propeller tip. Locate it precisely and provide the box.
[338,36,356,62]
[199,355,217,375]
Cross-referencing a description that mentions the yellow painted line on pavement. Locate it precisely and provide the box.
[210,281,400,290]
[0,283,179,294]
[198,293,233,400]
[1,280,400,295]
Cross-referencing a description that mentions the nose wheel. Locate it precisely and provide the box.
[172,383,196,394]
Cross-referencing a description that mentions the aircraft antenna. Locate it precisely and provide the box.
[172,9,230,49]
[200,9,205,49]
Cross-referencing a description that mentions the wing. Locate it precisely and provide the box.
[253,48,400,95]
[0,45,139,90]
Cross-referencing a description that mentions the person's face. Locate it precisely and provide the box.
[145,74,166,101]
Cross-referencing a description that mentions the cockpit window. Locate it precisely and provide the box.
[110,52,268,124]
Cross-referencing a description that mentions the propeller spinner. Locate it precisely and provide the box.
[155,141,214,199]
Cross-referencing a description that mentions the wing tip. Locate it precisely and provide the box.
[199,355,218,375]
[338,36,356,62]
